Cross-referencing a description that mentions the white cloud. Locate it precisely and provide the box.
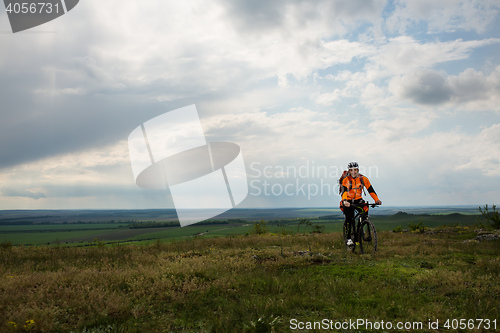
[386,0,500,34]
[203,107,358,163]
[313,89,343,106]
[361,83,387,107]
[455,123,500,176]
[369,107,438,141]
[370,37,500,78]
[448,66,500,111]
[312,37,500,113]
[0,141,131,189]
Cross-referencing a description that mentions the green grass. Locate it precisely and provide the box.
[0,223,128,232]
[0,229,121,246]
[0,223,255,246]
[369,213,479,230]
[127,224,253,241]
[0,223,128,245]
[0,227,498,332]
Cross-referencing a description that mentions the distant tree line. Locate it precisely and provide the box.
[0,220,130,225]
[127,221,179,229]
[196,219,246,225]
[127,219,248,229]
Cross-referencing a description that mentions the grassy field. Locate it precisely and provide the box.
[1,223,498,332]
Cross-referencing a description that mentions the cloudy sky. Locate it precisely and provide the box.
[0,0,499,210]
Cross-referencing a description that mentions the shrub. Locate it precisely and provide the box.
[252,220,268,235]
[297,219,310,233]
[392,226,403,233]
[1,241,13,250]
[408,221,426,233]
[296,219,325,234]
[311,224,325,234]
[478,204,500,229]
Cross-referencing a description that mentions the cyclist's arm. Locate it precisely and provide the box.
[341,177,350,202]
[367,186,379,202]
[363,176,381,203]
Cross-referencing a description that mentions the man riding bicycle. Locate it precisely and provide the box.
[340,162,382,247]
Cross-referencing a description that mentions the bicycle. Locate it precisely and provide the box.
[342,202,379,254]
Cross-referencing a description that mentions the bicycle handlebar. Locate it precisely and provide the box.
[346,201,380,208]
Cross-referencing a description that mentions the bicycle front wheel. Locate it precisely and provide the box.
[359,219,377,255]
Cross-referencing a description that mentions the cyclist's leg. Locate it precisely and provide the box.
[350,199,364,241]
[343,207,354,239]
[342,214,348,238]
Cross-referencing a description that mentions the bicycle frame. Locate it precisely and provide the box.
[343,202,379,254]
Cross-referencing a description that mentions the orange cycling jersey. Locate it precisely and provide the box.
[341,174,380,202]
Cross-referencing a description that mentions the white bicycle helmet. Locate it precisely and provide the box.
[348,161,359,169]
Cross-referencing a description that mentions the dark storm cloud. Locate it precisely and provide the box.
[398,69,453,105]
[0,74,190,170]
[326,0,386,18]
[0,37,221,170]
[219,0,287,31]
[394,67,500,107]
[219,0,385,33]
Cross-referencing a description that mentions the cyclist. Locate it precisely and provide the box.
[340,162,382,247]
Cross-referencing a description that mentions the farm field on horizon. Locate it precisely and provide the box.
[0,206,483,246]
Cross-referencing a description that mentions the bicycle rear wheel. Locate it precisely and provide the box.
[359,219,377,255]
